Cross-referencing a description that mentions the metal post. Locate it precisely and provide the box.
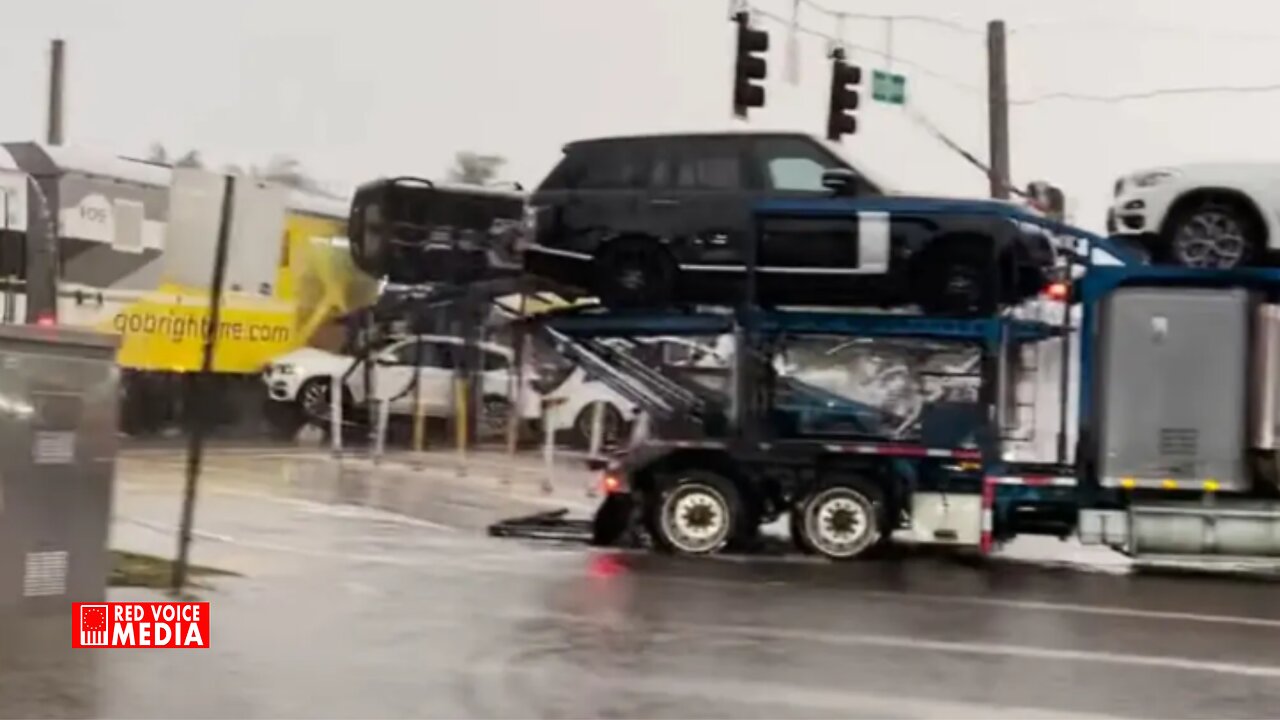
[173,174,235,592]
[986,20,1010,199]
[734,201,763,443]
[454,377,469,477]
[329,370,343,457]
[542,399,557,494]
[2,190,12,324]
[363,311,378,456]
[1056,255,1075,464]
[505,293,529,462]
[411,333,427,455]
[23,176,57,324]
[630,410,651,447]
[588,401,606,458]
[47,40,65,146]
[373,397,390,465]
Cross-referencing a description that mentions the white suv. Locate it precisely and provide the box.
[263,335,542,433]
[1108,164,1275,268]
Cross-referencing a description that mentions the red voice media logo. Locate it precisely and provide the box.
[73,602,210,648]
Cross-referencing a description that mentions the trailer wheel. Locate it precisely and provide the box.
[651,471,744,556]
[797,481,882,560]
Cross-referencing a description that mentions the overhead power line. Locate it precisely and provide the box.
[1009,20,1280,44]
[749,7,984,95]
[794,0,984,35]
[1011,83,1280,106]
[749,7,1280,108]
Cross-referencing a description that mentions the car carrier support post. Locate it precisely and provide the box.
[588,401,606,460]
[504,294,530,475]
[542,397,565,494]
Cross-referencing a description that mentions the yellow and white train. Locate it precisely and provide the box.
[0,141,380,434]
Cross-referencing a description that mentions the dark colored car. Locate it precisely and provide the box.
[521,131,1057,314]
[348,177,527,284]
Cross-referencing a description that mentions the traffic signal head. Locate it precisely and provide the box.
[826,55,861,141]
[732,12,768,117]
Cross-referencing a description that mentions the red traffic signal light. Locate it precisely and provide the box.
[732,12,768,118]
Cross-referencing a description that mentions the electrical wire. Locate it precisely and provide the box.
[794,0,984,35]
[901,105,1030,200]
[750,7,985,95]
[750,7,1280,107]
[1010,83,1280,106]
[1009,20,1280,44]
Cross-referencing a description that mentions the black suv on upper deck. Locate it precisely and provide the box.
[521,131,1057,314]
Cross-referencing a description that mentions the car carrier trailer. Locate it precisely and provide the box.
[345,182,1280,566]
[522,201,1280,566]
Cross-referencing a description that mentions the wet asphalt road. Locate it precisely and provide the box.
[3,447,1280,719]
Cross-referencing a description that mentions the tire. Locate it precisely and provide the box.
[796,479,883,561]
[649,471,745,556]
[1160,199,1261,269]
[789,509,815,554]
[264,401,304,441]
[916,240,995,316]
[572,401,626,450]
[297,377,347,425]
[596,237,677,309]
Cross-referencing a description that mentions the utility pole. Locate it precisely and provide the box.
[986,20,1009,199]
[172,173,235,592]
[47,39,65,145]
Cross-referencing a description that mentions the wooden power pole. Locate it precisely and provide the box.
[47,39,65,145]
[986,20,1009,199]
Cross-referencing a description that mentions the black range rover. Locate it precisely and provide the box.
[521,131,1058,314]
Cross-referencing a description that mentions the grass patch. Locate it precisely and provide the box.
[110,550,240,589]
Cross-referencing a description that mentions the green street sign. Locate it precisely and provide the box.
[872,70,907,105]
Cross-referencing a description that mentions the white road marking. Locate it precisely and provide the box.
[472,660,1133,720]
[849,589,1280,630]
[501,609,1280,680]
[609,573,1280,631]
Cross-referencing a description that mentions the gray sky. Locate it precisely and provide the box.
[4,0,1280,231]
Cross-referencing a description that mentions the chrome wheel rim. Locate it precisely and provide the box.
[805,489,873,558]
[1173,211,1247,268]
[661,483,730,554]
[301,382,331,419]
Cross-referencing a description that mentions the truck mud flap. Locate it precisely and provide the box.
[486,495,642,548]
[487,508,596,544]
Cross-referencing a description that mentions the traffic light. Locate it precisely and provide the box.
[825,49,861,141]
[732,11,768,118]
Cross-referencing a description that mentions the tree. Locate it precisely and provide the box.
[224,154,342,198]
[149,144,341,198]
[447,151,506,186]
[146,143,203,168]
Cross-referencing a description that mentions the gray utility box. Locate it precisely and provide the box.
[0,325,118,618]
[1095,287,1251,491]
